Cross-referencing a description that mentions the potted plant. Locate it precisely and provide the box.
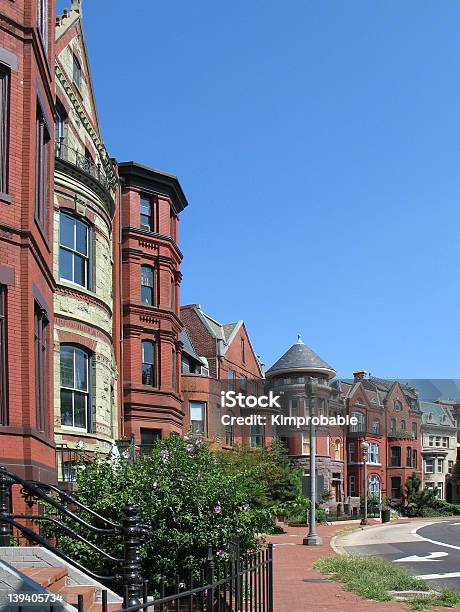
[381,497,392,523]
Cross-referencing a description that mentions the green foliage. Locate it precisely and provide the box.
[360,493,380,515]
[48,434,274,588]
[315,554,428,602]
[216,440,302,508]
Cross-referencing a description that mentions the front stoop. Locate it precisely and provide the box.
[0,547,122,611]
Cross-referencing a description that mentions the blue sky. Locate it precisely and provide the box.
[62,1,460,377]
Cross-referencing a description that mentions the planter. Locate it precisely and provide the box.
[381,508,391,523]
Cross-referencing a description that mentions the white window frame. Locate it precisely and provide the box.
[60,345,90,431]
[189,400,206,435]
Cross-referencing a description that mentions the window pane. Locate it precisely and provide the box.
[190,401,205,422]
[59,248,73,282]
[75,220,87,255]
[140,214,151,228]
[142,341,153,364]
[74,392,86,428]
[60,214,74,249]
[142,363,153,385]
[75,349,87,391]
[60,346,74,388]
[60,389,73,426]
[141,266,153,287]
[74,254,86,286]
[141,286,153,305]
[140,198,151,216]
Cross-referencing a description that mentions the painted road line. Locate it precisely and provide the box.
[394,552,448,563]
[415,572,460,580]
[415,535,460,552]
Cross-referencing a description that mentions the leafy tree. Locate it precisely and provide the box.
[47,434,274,590]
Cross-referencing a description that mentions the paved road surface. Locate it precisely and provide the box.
[336,519,460,592]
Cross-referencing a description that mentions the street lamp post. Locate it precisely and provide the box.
[360,440,370,526]
[304,378,322,546]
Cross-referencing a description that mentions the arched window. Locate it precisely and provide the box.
[412,422,417,439]
[394,400,403,412]
[372,418,380,434]
[59,212,91,289]
[142,340,156,386]
[60,345,91,430]
[141,266,155,305]
[368,475,381,498]
[401,419,406,431]
[351,411,365,433]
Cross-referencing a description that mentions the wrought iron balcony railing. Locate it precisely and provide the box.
[55,138,111,193]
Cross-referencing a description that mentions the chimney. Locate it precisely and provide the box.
[353,370,367,382]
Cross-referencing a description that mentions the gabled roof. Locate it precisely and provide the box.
[181,305,263,374]
[266,335,336,379]
[180,329,205,365]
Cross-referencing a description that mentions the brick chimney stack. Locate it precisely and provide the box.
[353,370,367,382]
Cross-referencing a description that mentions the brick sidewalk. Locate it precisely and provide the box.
[268,522,451,612]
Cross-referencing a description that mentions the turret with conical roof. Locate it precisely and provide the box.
[266,335,336,379]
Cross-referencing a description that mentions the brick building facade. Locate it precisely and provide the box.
[0,1,189,486]
[119,163,187,446]
[0,0,57,482]
[180,304,268,447]
[340,373,423,502]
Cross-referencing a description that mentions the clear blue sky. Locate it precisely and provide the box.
[62,1,460,378]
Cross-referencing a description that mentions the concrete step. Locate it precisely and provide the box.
[58,584,97,610]
[17,566,68,592]
[87,602,121,612]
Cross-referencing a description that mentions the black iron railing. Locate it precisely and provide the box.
[113,539,273,612]
[55,138,112,193]
[0,466,149,607]
[7,541,273,611]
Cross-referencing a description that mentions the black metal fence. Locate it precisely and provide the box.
[0,467,274,612]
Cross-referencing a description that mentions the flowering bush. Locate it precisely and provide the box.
[54,433,273,587]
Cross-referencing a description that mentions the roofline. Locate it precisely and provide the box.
[266,366,336,379]
[224,321,243,346]
[117,161,188,213]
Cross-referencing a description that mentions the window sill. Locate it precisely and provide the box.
[0,192,11,204]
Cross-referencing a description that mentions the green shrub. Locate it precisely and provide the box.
[46,434,274,589]
[217,441,302,508]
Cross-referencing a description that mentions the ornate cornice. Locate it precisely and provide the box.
[55,63,118,190]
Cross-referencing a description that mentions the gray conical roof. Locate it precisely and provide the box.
[266,335,336,378]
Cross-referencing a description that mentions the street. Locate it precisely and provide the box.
[335,519,460,593]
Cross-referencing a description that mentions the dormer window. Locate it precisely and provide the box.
[394,400,402,412]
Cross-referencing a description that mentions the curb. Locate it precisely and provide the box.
[330,521,396,556]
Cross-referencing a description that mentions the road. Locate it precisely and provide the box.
[335,519,460,593]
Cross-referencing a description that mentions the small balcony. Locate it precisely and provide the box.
[55,139,113,198]
[388,430,415,440]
